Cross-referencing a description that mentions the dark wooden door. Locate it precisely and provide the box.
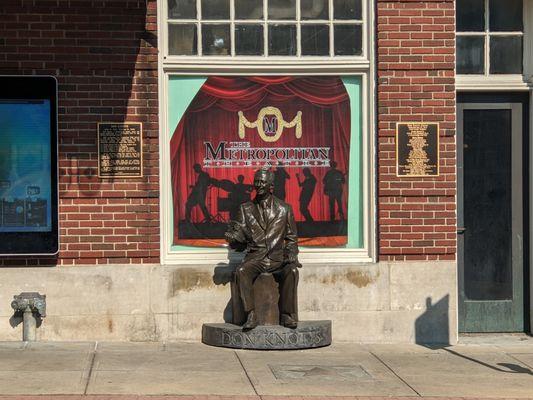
[457,102,524,332]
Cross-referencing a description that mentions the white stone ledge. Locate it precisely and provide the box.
[0,261,457,344]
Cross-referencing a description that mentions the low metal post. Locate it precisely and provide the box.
[22,307,37,341]
[11,293,46,342]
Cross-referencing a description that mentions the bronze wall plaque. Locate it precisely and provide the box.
[396,122,439,177]
[98,123,142,178]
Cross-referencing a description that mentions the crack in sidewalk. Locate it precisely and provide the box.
[234,350,262,399]
[83,341,99,395]
[370,351,421,397]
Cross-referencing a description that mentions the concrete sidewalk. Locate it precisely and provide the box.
[0,336,533,398]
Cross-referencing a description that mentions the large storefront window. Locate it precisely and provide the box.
[160,0,374,263]
[168,75,363,251]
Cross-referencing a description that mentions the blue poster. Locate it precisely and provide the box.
[0,100,52,232]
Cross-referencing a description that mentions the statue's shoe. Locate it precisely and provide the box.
[242,310,258,330]
[281,314,298,329]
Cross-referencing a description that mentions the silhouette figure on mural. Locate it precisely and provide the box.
[323,161,345,221]
[225,168,301,330]
[296,168,317,222]
[185,163,212,222]
[273,162,290,201]
[227,175,253,220]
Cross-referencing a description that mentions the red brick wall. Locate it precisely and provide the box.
[0,0,456,265]
[376,0,457,261]
[0,0,159,265]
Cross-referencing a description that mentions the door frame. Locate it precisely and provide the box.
[530,90,533,334]
[457,102,524,332]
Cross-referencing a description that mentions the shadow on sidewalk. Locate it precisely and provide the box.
[415,295,533,375]
[442,347,533,375]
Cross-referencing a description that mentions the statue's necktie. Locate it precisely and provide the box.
[261,200,269,225]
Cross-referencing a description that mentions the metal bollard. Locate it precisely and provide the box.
[11,293,46,341]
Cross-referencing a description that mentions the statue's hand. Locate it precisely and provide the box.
[225,230,238,243]
[285,253,302,268]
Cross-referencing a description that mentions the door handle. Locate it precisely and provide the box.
[457,227,466,234]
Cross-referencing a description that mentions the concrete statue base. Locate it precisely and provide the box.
[202,320,332,350]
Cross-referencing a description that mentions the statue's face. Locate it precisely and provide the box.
[254,172,272,197]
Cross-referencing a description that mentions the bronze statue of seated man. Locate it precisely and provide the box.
[225,168,301,330]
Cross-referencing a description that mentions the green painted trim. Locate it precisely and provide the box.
[171,246,225,252]
[342,76,363,249]
[169,76,207,251]
[168,76,207,139]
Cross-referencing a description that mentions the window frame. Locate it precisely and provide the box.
[456,0,533,90]
[158,0,376,265]
[163,0,369,63]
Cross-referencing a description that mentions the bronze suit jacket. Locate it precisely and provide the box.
[230,195,298,264]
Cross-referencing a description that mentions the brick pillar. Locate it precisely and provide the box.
[376,0,457,261]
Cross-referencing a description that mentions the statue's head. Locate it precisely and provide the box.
[193,163,202,173]
[253,168,274,197]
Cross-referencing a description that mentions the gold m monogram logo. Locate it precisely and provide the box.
[238,106,302,143]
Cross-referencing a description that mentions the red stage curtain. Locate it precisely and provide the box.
[170,76,351,247]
